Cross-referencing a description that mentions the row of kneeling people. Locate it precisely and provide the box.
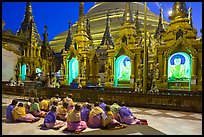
[5,95,148,134]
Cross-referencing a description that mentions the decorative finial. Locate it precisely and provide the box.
[169,2,188,20]
[99,9,114,48]
[26,2,32,15]
[79,2,84,19]
[123,2,134,23]
[188,4,193,27]
[154,7,165,39]
[77,2,85,33]
[65,20,72,51]
[68,21,72,29]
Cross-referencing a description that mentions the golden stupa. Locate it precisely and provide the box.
[50,2,169,53]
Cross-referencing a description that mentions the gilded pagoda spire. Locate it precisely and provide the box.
[154,7,165,39]
[86,18,92,40]
[122,2,134,24]
[43,25,48,44]
[17,2,42,44]
[77,2,86,33]
[26,2,32,21]
[99,10,114,48]
[41,25,49,59]
[65,21,72,51]
[188,5,193,27]
[169,2,188,20]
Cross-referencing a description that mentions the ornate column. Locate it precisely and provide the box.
[30,46,33,58]
[163,57,167,82]
[110,58,114,86]
[130,58,135,87]
[38,48,41,57]
[191,56,197,90]
[27,48,29,57]
[191,56,197,78]
[89,59,92,76]
[64,58,68,85]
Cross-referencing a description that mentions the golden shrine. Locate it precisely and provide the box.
[2,2,55,81]
[59,2,202,91]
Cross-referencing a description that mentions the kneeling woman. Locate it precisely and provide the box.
[66,104,87,134]
[29,98,46,117]
[102,105,126,129]
[87,101,104,128]
[12,103,40,122]
[118,102,148,125]
[42,106,65,130]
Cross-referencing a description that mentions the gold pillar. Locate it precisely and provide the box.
[27,48,29,57]
[19,63,22,78]
[65,58,68,84]
[130,58,135,87]
[84,57,87,77]
[110,58,114,85]
[191,56,197,78]
[78,61,81,77]
[24,49,26,56]
[34,48,36,57]
[96,62,99,77]
[89,59,92,76]
[131,58,134,77]
[30,47,32,58]
[143,2,148,93]
[163,57,167,82]
[38,48,41,57]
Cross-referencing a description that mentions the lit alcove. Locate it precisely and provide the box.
[114,55,131,87]
[21,64,26,81]
[167,52,191,90]
[68,58,79,85]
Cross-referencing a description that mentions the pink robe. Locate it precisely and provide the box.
[87,106,104,128]
[67,109,87,132]
[67,121,87,132]
[87,113,102,128]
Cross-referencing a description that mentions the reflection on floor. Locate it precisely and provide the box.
[2,94,202,135]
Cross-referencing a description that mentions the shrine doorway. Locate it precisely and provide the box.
[114,55,131,87]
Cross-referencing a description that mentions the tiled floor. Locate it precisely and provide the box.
[2,94,202,135]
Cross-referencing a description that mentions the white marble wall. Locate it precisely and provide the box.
[2,48,20,81]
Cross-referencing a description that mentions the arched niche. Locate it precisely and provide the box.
[114,55,131,87]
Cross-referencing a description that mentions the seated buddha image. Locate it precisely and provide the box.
[118,57,131,81]
[169,56,188,81]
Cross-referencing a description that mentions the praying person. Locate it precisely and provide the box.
[29,98,46,117]
[42,106,65,130]
[101,105,126,130]
[39,96,49,112]
[57,101,69,121]
[110,101,121,122]
[24,98,33,114]
[12,103,40,122]
[66,104,87,134]
[80,103,92,122]
[49,99,59,113]
[6,99,18,122]
[49,94,61,107]
[99,98,107,111]
[66,94,74,111]
[87,101,104,128]
[118,102,148,125]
